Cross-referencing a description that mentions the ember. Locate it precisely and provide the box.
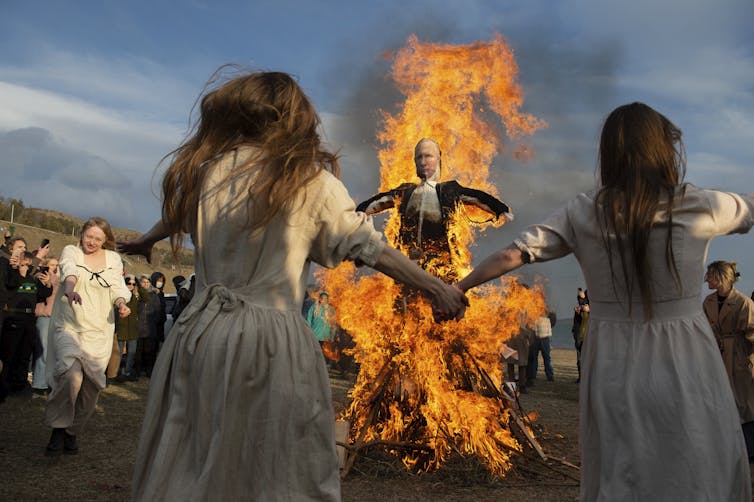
[321,34,547,476]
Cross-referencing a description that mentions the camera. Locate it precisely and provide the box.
[41,238,50,248]
[37,266,49,274]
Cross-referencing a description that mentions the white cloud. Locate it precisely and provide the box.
[0,80,183,230]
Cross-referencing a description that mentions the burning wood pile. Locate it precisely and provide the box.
[320,34,551,477]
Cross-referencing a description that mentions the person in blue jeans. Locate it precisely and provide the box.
[530,314,554,382]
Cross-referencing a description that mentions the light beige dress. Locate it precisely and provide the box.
[132,148,385,502]
[514,184,754,501]
[46,245,130,389]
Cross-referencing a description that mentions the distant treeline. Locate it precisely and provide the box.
[0,197,79,235]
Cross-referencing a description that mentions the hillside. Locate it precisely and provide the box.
[0,208,194,294]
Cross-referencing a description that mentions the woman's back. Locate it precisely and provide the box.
[191,146,381,311]
[549,184,754,313]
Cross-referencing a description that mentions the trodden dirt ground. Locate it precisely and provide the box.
[2,349,582,501]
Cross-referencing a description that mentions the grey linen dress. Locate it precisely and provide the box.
[514,184,754,501]
[132,148,385,501]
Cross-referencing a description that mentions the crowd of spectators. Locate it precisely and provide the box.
[0,229,195,404]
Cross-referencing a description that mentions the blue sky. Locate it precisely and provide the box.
[1,0,753,315]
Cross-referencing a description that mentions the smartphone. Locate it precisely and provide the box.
[37,266,49,274]
[41,238,50,248]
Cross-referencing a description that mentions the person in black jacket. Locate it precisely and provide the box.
[356,138,512,283]
[148,271,167,351]
[0,249,52,397]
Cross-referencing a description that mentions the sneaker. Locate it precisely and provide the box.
[45,428,65,456]
[63,432,78,455]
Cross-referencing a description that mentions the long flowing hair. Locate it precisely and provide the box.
[161,67,340,253]
[595,102,686,318]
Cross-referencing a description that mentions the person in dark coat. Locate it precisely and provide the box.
[148,272,167,345]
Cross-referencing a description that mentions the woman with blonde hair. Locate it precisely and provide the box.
[119,69,467,501]
[703,260,754,459]
[45,217,131,455]
[457,102,754,500]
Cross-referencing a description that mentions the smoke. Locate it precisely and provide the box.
[318,8,624,314]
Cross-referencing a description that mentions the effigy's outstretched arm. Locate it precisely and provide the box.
[454,182,514,222]
[356,183,414,215]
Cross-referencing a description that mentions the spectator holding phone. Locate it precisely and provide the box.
[1,248,52,396]
[32,257,60,394]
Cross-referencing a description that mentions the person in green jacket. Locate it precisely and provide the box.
[306,292,335,346]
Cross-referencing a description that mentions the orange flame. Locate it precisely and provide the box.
[321,34,546,475]
[322,339,340,362]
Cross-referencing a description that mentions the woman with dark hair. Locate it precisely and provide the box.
[119,69,467,501]
[703,261,754,459]
[457,103,754,500]
[44,217,131,455]
[114,274,139,381]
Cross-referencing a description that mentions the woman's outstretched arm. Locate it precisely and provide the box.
[371,246,469,321]
[456,244,525,293]
[116,220,170,263]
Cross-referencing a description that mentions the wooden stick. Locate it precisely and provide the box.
[509,412,548,460]
[342,364,394,476]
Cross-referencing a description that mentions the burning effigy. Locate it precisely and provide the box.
[319,34,547,476]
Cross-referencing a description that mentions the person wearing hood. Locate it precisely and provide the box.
[356,138,512,283]
[136,272,166,377]
[148,271,167,345]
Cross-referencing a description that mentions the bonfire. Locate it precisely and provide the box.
[320,34,550,476]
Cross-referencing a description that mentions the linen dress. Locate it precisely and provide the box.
[514,184,754,501]
[45,245,130,431]
[132,148,385,502]
[46,245,130,389]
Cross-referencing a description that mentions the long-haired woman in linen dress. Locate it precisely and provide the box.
[456,102,754,501]
[118,69,468,501]
[45,217,131,455]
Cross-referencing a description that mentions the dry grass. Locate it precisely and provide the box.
[0,350,582,502]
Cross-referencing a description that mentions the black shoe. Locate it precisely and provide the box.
[63,431,78,455]
[45,428,65,456]
[127,373,139,382]
[31,387,49,396]
[547,375,554,382]
[519,386,528,394]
